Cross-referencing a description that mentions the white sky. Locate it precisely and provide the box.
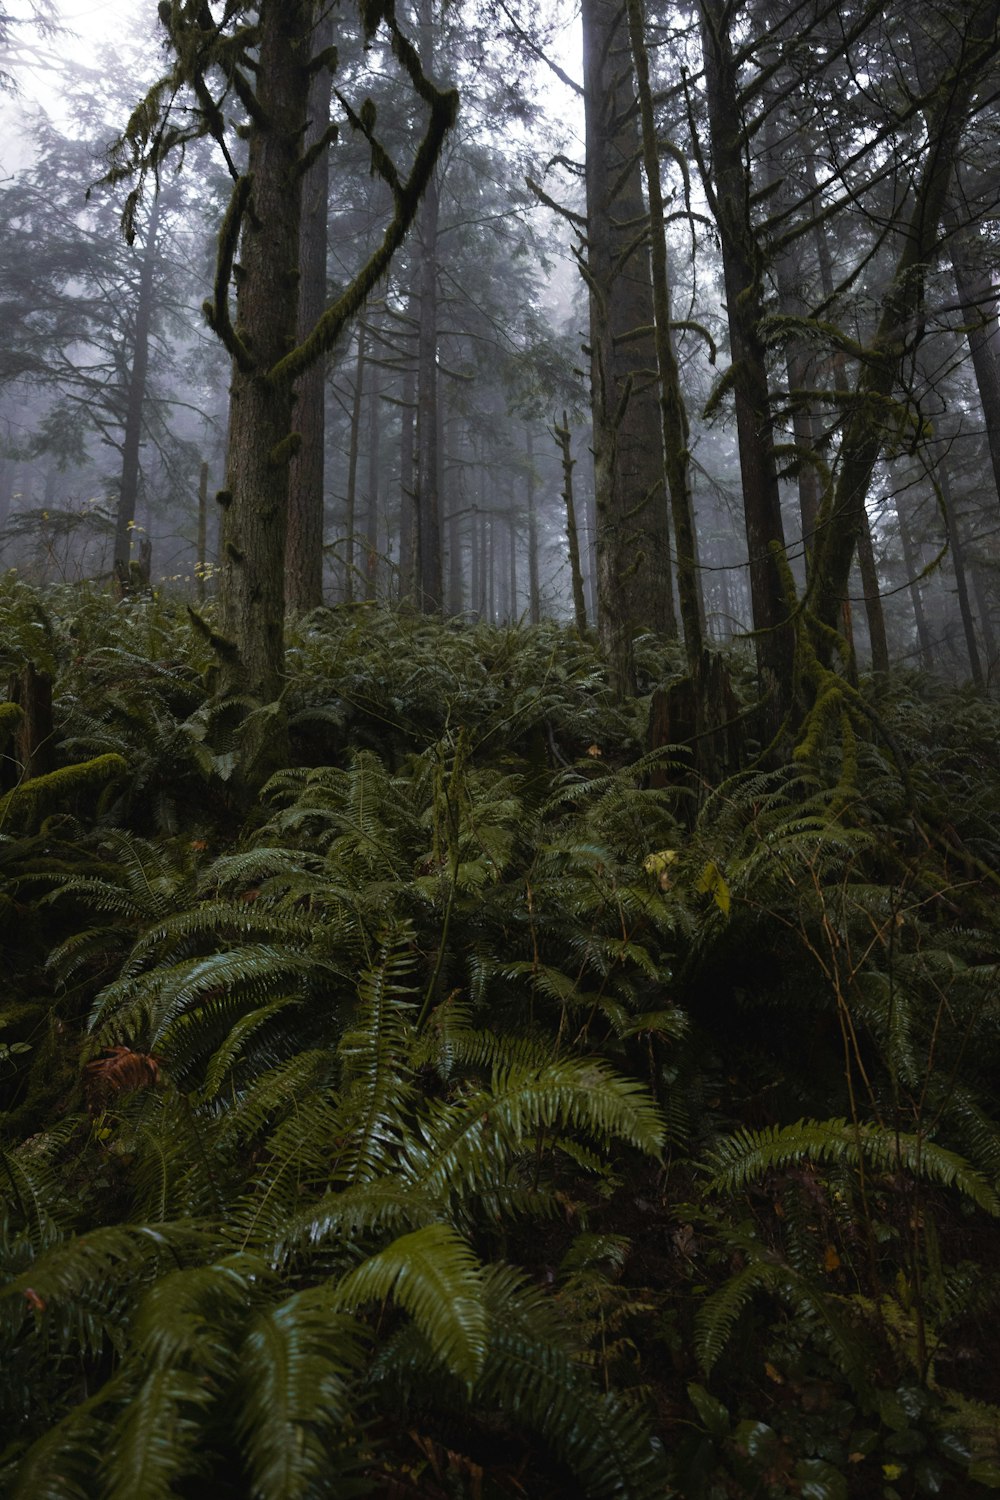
[2,0,153,125]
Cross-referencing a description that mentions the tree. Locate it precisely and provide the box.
[112,0,457,704]
[810,0,1000,660]
[581,0,676,698]
[0,84,218,584]
[285,1,335,616]
[697,0,795,740]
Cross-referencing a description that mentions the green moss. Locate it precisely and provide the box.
[0,701,24,750]
[0,753,128,833]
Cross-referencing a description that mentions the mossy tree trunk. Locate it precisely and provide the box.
[286,1,333,616]
[625,0,702,675]
[218,0,312,702]
[554,412,588,633]
[582,0,676,700]
[127,0,457,710]
[415,169,443,613]
[699,0,794,744]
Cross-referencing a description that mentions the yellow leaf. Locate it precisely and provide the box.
[696,859,730,917]
[643,850,679,878]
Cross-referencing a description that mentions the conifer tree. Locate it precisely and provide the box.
[110,0,457,704]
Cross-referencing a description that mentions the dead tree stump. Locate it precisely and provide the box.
[4,661,55,786]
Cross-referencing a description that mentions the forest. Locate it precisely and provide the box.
[1,0,1000,1495]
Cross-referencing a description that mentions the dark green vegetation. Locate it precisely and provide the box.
[1,575,1000,1498]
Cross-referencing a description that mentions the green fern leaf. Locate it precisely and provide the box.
[237,1290,368,1499]
[331,1223,487,1389]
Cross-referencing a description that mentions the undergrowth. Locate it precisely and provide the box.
[1,576,999,1498]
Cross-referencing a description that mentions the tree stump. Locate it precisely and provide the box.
[5,661,55,786]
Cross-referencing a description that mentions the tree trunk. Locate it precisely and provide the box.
[415,171,442,612]
[699,0,794,741]
[397,329,417,602]
[0,456,13,543]
[971,564,997,676]
[343,327,366,605]
[469,503,481,620]
[582,0,675,698]
[938,451,984,689]
[947,205,1000,511]
[286,2,333,614]
[196,459,209,602]
[486,513,495,622]
[811,0,1000,661]
[446,420,464,616]
[5,661,54,784]
[803,152,887,673]
[625,0,701,672]
[554,412,587,632]
[856,514,890,675]
[218,0,312,700]
[525,424,540,625]
[894,492,935,672]
[364,316,381,602]
[113,191,160,577]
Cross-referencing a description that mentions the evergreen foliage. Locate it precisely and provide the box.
[1,580,1000,1494]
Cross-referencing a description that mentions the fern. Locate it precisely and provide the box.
[236,1290,368,1498]
[707,1118,1000,1215]
[332,1223,488,1389]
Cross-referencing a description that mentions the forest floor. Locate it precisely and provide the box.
[1,579,1000,1499]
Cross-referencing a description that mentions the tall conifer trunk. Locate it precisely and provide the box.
[286,3,333,614]
[114,192,160,578]
[414,171,442,612]
[582,0,675,698]
[699,0,793,741]
[219,0,312,699]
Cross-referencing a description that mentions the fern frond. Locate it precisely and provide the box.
[103,1366,212,1500]
[476,1264,667,1500]
[0,1136,76,1250]
[272,1181,440,1265]
[236,1289,368,1499]
[332,1223,488,1389]
[398,1058,664,1205]
[708,1118,1000,1215]
[335,925,418,1183]
[1,1223,215,1330]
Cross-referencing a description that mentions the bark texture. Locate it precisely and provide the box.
[582,0,675,699]
[286,3,333,615]
[700,0,794,741]
[218,0,312,701]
